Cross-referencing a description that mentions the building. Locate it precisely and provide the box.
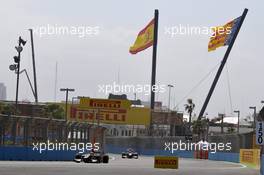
[0,83,6,100]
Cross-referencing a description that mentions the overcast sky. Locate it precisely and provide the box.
[1,0,263,119]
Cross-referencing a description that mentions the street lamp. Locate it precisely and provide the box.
[60,88,75,120]
[234,110,240,133]
[249,106,256,131]
[167,84,174,111]
[11,36,26,114]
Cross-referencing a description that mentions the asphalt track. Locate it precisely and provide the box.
[0,154,258,175]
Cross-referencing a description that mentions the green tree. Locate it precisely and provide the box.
[0,102,4,114]
[192,118,208,136]
[227,126,236,133]
[185,99,195,126]
[42,104,65,119]
[0,103,17,115]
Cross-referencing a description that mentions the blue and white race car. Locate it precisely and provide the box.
[121,148,138,159]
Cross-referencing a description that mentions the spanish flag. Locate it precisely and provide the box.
[208,16,241,52]
[129,19,154,54]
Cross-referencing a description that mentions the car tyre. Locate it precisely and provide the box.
[103,155,109,163]
[84,158,91,163]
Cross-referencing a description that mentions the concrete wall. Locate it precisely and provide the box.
[208,152,239,162]
[0,146,78,161]
[208,132,253,152]
[105,134,253,163]
[106,136,186,151]
[106,132,253,153]
[0,145,241,162]
[0,133,252,162]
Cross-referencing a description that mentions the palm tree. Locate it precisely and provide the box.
[192,118,208,136]
[185,99,195,127]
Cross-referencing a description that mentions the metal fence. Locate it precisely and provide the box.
[0,114,105,147]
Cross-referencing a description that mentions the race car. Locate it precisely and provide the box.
[74,151,109,163]
[74,152,86,163]
[121,148,138,159]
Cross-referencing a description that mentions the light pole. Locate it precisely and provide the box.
[29,29,38,103]
[234,110,240,133]
[249,106,256,131]
[12,37,26,114]
[167,84,174,111]
[260,101,264,175]
[60,88,75,120]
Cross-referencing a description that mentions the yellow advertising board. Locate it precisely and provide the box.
[68,97,150,125]
[240,149,260,168]
[154,156,179,169]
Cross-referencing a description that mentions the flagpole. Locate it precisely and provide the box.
[198,8,248,121]
[150,9,159,135]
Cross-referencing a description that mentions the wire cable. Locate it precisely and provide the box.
[174,61,221,109]
[225,63,233,115]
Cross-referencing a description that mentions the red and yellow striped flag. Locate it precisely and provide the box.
[129,19,154,54]
[208,17,241,52]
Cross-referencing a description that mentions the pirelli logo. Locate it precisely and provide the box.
[154,156,178,169]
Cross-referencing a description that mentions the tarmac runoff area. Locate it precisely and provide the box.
[0,154,258,175]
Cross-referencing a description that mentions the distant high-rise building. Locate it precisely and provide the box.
[0,83,7,100]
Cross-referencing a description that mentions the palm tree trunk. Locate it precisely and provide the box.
[189,112,191,128]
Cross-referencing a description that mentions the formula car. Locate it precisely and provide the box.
[74,151,109,163]
[121,148,138,159]
[74,152,86,163]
